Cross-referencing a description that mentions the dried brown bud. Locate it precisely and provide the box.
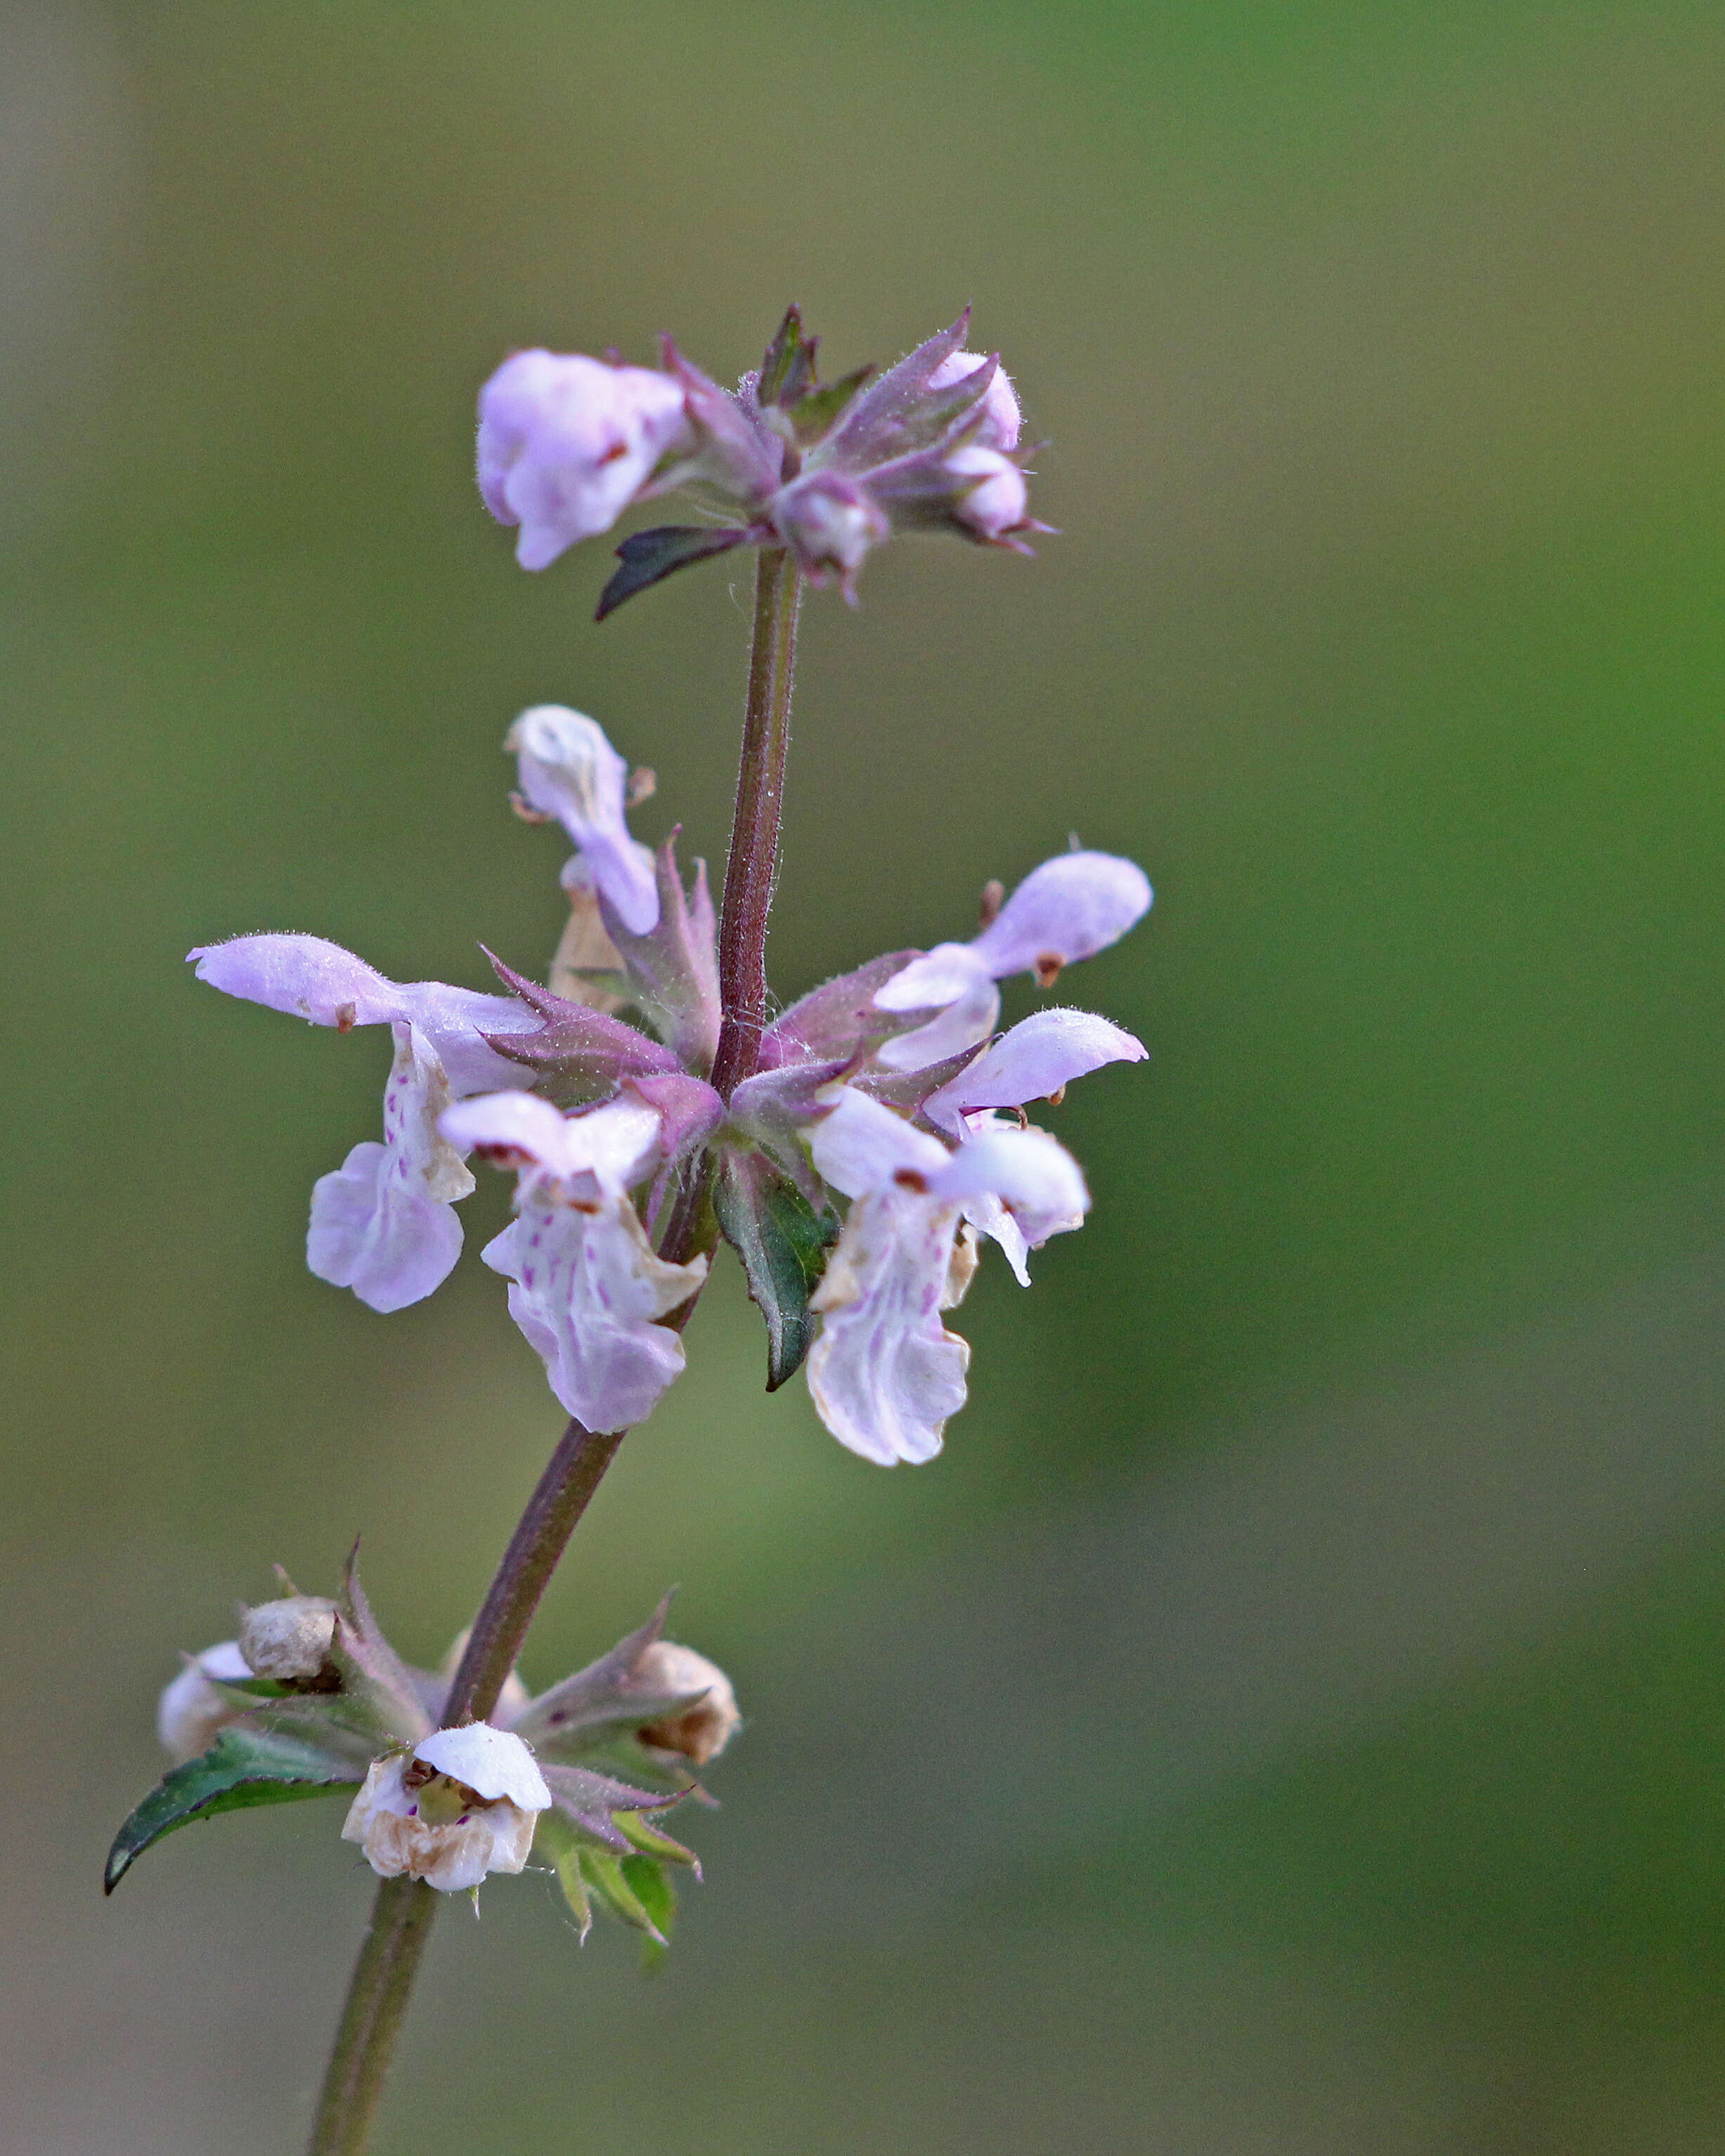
[547,884,628,1014]
[635,1642,741,1767]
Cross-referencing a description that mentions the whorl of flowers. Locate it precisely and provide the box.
[190,698,1147,1460]
[477,307,1048,607]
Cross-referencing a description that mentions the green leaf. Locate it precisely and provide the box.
[104,1728,361,1892]
[790,363,875,446]
[714,1148,839,1390]
[758,304,808,406]
[621,1854,678,1967]
[580,1848,673,1949]
[596,525,752,621]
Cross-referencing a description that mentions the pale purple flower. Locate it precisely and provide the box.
[805,1088,1089,1464]
[306,1022,474,1313]
[920,1007,1146,1137]
[506,705,659,935]
[441,1091,710,1431]
[189,934,539,1311]
[768,472,890,598]
[874,849,1152,1070]
[477,351,693,571]
[187,715,1151,1461]
[926,348,1022,451]
[188,934,536,1094]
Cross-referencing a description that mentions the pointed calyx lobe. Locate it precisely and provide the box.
[481,954,683,1104]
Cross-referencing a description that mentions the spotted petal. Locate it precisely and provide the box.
[307,1023,474,1312]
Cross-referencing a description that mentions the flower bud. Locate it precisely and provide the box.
[477,351,692,571]
[926,349,1022,451]
[238,1595,338,1682]
[770,472,889,593]
[342,1725,552,1895]
[506,704,659,935]
[155,1640,251,1765]
[634,1642,741,1766]
[946,445,1030,543]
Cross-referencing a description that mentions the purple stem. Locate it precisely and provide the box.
[709,544,803,1096]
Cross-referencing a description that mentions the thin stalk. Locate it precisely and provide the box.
[307,1876,438,2156]
[441,1419,626,1725]
[709,545,802,1096]
[306,535,804,2156]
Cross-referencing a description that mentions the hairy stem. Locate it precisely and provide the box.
[309,528,800,2156]
[441,1419,627,1725]
[307,1876,438,2156]
[710,544,802,1096]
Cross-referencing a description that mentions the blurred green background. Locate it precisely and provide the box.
[6,1,1725,2148]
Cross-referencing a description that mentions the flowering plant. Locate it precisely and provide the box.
[110,306,1150,2155]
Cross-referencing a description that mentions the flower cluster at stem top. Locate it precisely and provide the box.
[477,305,1046,609]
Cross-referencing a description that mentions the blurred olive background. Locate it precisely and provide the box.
[6,1,1725,2148]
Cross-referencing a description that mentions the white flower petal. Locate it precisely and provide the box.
[155,1641,251,1764]
[807,1086,950,1201]
[929,1123,1090,1250]
[413,1725,550,1810]
[341,1753,539,1892]
[807,1186,969,1465]
[872,942,991,1011]
[440,1090,663,1194]
[960,1190,1032,1287]
[873,952,1001,1073]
